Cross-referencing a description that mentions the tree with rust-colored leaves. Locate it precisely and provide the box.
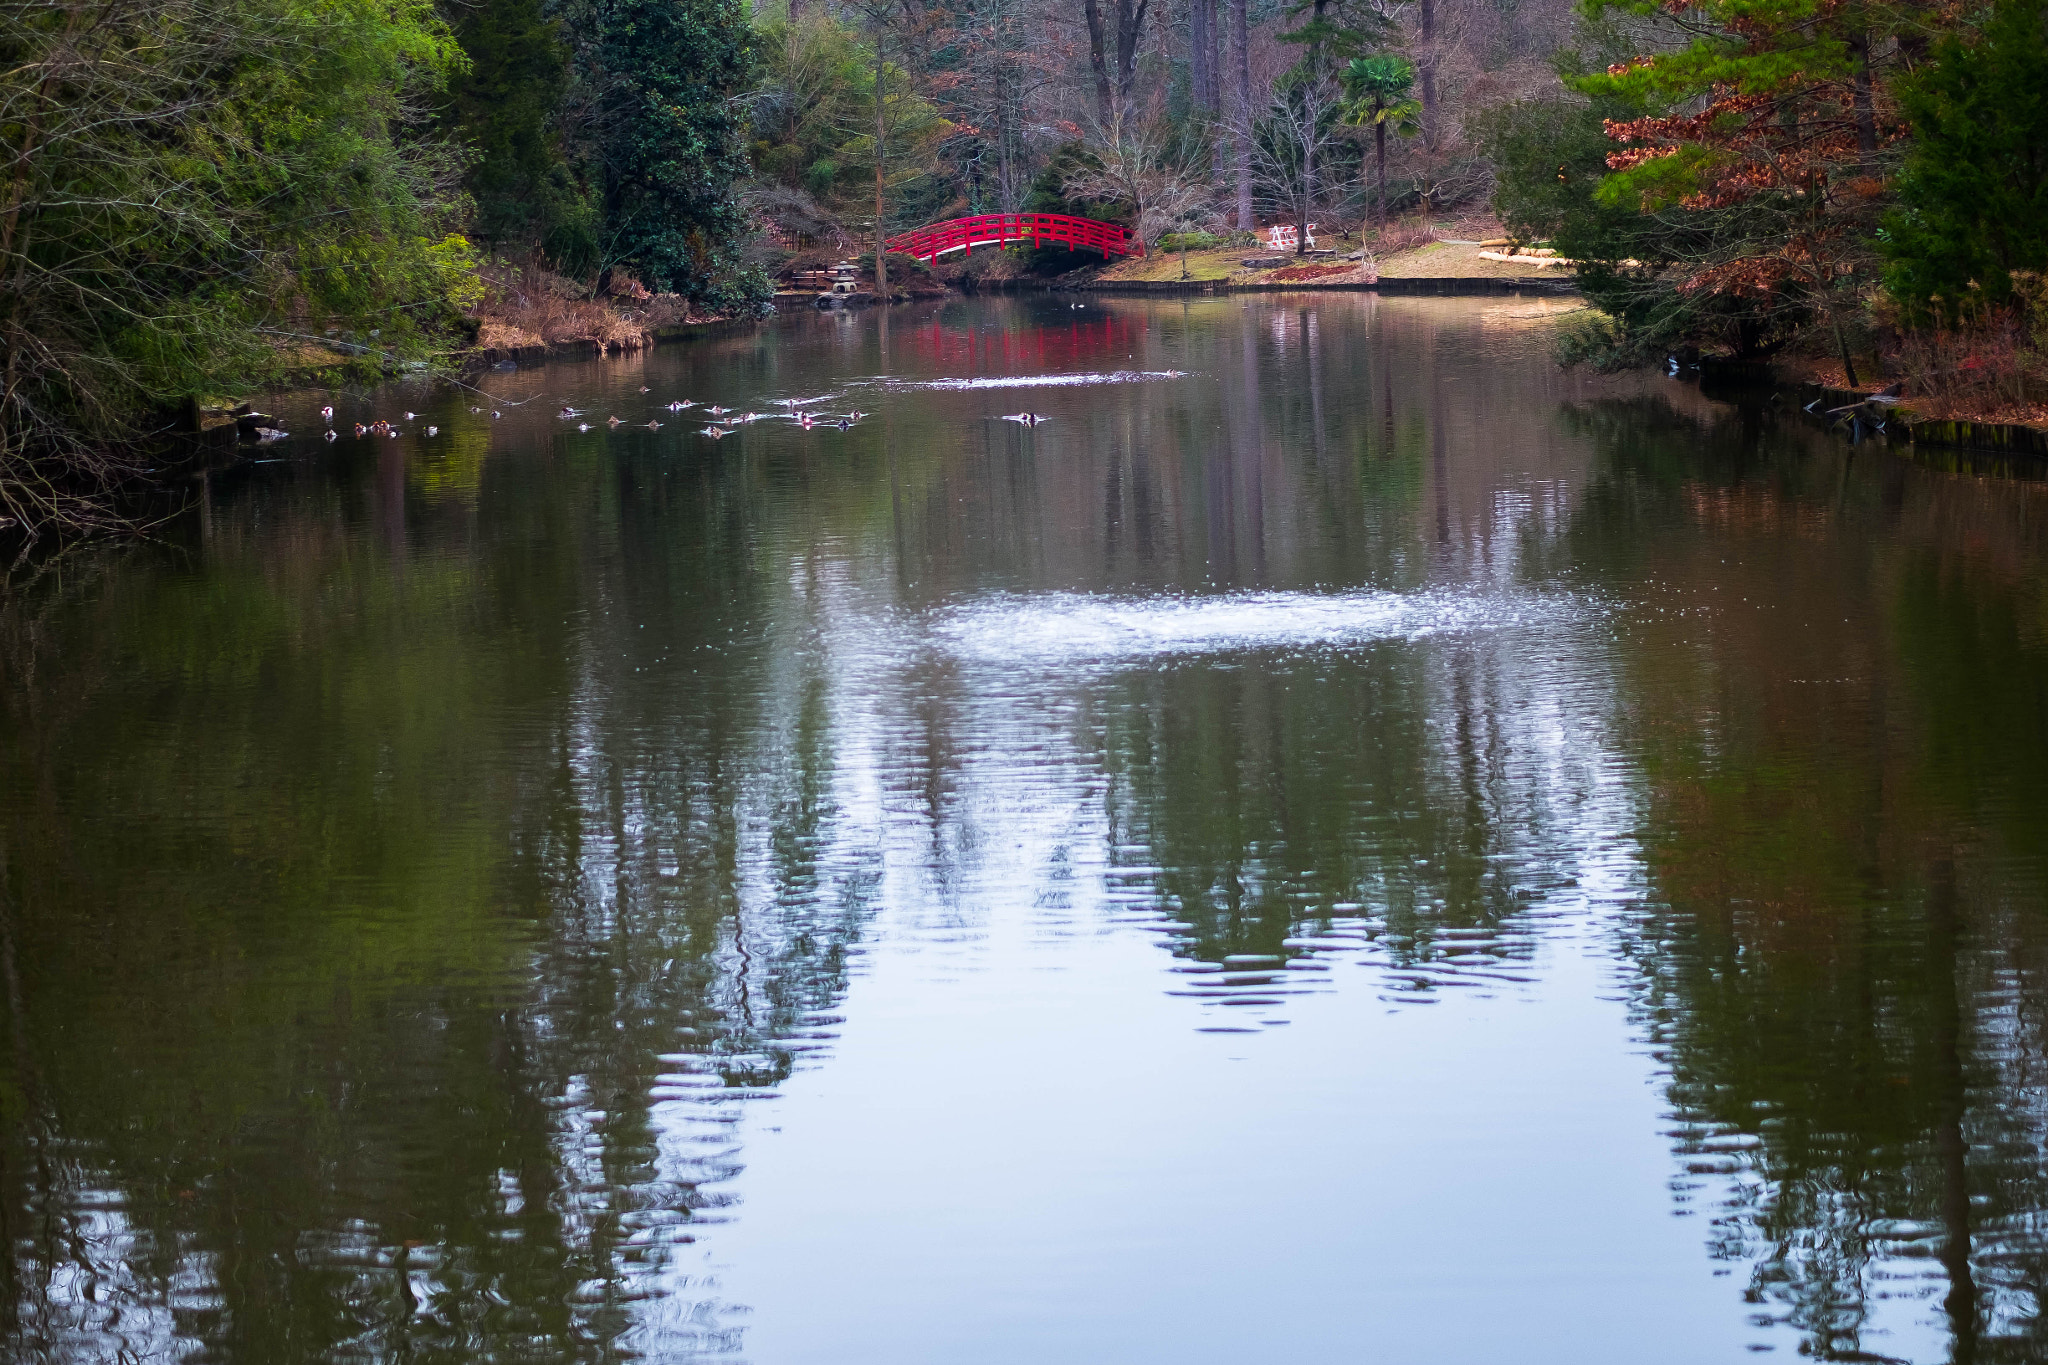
[1569,0,1956,379]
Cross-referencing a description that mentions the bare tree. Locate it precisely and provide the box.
[954,0,1061,210]
[1245,71,1345,252]
[1068,103,1216,244]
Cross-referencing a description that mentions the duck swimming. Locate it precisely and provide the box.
[320,405,334,423]
[1001,412,1048,425]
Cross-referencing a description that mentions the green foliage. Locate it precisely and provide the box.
[1883,0,2048,319]
[1339,55,1420,129]
[444,0,602,269]
[1476,86,1797,368]
[0,0,475,532]
[1016,142,1130,270]
[1277,0,1395,66]
[594,0,768,307]
[1486,0,1953,370]
[747,11,953,237]
[1160,231,1224,251]
[1340,55,1421,221]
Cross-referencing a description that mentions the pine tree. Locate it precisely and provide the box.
[1883,0,2048,318]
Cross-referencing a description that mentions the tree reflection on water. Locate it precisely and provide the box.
[1,295,2047,1363]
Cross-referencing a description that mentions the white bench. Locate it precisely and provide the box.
[1263,223,1318,251]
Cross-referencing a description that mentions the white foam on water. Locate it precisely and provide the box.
[887,369,1188,391]
[930,588,1589,668]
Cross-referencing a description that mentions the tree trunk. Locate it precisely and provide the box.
[875,30,888,302]
[1376,120,1388,226]
[1302,0,1324,248]
[1849,31,1878,160]
[1115,0,1151,108]
[1293,93,1310,255]
[1418,0,1438,150]
[1084,0,1114,121]
[1190,0,1212,114]
[1196,0,1212,112]
[1230,0,1252,229]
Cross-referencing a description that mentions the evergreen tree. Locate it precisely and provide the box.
[1883,0,2048,319]
[1548,0,1958,374]
[1277,0,1392,72]
[594,0,767,307]
[445,0,596,266]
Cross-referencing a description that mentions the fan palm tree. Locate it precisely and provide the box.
[1340,55,1422,227]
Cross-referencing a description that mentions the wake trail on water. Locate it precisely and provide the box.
[878,369,1188,391]
[929,588,1597,668]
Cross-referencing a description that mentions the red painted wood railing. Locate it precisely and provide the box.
[883,213,1144,263]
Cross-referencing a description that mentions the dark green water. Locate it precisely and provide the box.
[4,294,2048,1364]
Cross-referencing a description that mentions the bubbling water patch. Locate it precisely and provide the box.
[931,588,1594,669]
[886,369,1188,391]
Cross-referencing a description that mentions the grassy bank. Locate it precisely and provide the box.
[1091,216,1565,288]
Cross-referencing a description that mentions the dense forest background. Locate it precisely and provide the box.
[3,0,2046,533]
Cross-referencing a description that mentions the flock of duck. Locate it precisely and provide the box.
[552,394,874,440]
[304,394,1050,443]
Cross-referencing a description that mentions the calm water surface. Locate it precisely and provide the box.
[4,295,2048,1364]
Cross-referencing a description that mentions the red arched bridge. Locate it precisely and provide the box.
[883,213,1143,263]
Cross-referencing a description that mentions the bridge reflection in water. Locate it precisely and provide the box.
[883,212,1143,263]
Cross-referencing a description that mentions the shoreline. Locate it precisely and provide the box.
[270,284,2047,470]
[1788,379,2048,465]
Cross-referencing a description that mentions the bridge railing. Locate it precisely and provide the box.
[883,213,1142,263]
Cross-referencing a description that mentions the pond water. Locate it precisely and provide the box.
[4,294,2048,1365]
